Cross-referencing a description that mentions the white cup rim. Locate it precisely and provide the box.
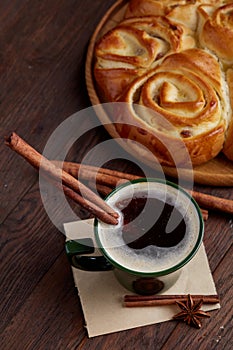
[94,178,204,277]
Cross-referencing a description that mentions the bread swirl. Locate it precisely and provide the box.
[94,16,194,101]
[115,49,230,165]
[197,3,233,66]
[125,0,199,19]
[93,0,233,166]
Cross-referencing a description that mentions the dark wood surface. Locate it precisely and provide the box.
[0,0,232,349]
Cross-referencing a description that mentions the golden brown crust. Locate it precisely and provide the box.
[125,0,165,18]
[116,49,227,166]
[125,0,232,19]
[125,0,202,19]
[198,3,233,65]
[93,0,233,166]
[94,16,195,101]
[94,67,143,102]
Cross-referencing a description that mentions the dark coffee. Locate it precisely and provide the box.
[98,181,200,274]
[116,197,186,250]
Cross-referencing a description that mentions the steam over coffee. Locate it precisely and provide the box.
[98,181,201,274]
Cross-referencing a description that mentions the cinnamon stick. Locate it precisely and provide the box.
[187,189,233,215]
[54,181,117,225]
[52,160,141,181]
[5,132,118,225]
[88,181,113,197]
[52,160,132,187]
[90,181,208,220]
[124,294,219,307]
[58,161,233,216]
[200,208,208,221]
[78,174,209,220]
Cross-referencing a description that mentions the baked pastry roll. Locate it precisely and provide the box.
[125,0,198,19]
[93,0,233,165]
[114,49,231,166]
[94,16,195,101]
[125,0,233,33]
[198,3,233,65]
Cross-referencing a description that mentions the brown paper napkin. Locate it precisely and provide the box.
[64,219,220,337]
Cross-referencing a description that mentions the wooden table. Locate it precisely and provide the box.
[1,0,232,348]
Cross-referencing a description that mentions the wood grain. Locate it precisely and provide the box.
[1,1,232,349]
[161,247,233,350]
[85,0,233,186]
[1,253,86,350]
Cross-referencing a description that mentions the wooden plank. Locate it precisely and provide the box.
[0,184,64,331]
[203,212,233,272]
[1,0,232,349]
[0,0,116,222]
[0,253,87,350]
[160,246,233,350]
[79,322,177,349]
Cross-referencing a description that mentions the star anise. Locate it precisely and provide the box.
[173,294,210,328]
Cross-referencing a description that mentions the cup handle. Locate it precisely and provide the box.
[65,239,113,271]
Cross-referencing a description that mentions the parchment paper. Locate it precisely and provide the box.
[64,219,220,337]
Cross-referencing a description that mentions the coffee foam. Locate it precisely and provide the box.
[97,182,201,273]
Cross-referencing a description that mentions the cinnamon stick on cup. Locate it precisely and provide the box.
[5,132,118,225]
[57,161,233,216]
